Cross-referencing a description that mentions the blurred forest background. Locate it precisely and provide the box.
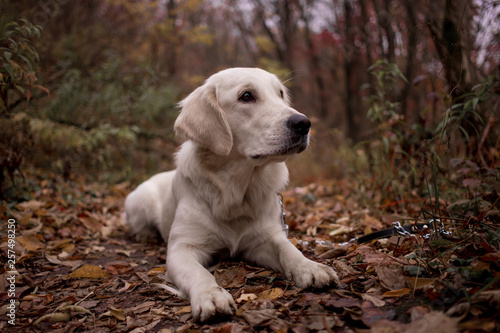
[1,0,499,214]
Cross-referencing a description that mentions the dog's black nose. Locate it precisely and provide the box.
[287,114,311,136]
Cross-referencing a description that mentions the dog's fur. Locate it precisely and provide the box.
[124,68,339,322]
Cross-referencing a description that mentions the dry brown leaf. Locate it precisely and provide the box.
[458,320,496,331]
[364,214,383,229]
[45,254,81,269]
[115,249,134,257]
[129,301,156,314]
[34,312,71,326]
[118,281,133,293]
[57,305,92,314]
[79,216,103,232]
[237,293,258,303]
[407,311,459,333]
[175,306,191,315]
[106,261,133,274]
[375,266,407,290]
[242,309,276,326]
[148,266,165,276]
[361,302,395,327]
[68,264,111,279]
[129,318,162,333]
[215,265,247,288]
[383,288,411,298]
[109,307,126,321]
[362,293,386,307]
[258,287,284,300]
[16,200,45,211]
[346,245,392,266]
[407,277,435,290]
[17,234,45,252]
[46,254,62,265]
[329,225,351,237]
[370,319,409,332]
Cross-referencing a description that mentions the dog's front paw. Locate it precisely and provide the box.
[289,260,339,289]
[191,286,236,322]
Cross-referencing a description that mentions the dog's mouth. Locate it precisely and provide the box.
[251,137,308,160]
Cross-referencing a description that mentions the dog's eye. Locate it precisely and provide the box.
[280,90,284,99]
[239,91,255,103]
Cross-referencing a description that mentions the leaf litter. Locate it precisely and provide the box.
[0,171,498,332]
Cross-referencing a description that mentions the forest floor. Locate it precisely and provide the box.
[0,168,499,332]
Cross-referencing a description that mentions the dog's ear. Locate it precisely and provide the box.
[175,82,233,156]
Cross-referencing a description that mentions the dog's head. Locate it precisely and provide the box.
[175,68,310,163]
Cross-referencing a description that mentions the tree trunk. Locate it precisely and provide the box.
[401,0,418,121]
[344,0,358,141]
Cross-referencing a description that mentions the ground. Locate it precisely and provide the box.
[0,169,499,332]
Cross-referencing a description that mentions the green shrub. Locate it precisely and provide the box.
[33,57,179,181]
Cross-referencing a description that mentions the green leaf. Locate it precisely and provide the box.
[459,126,470,142]
[3,63,15,78]
[15,84,25,94]
[472,97,479,110]
[404,265,426,277]
[4,51,12,63]
[382,136,389,154]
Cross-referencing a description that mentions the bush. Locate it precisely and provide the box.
[33,57,179,182]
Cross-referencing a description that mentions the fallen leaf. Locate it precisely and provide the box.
[68,264,111,279]
[16,200,45,211]
[463,178,481,189]
[407,311,459,333]
[362,294,386,307]
[34,312,71,326]
[364,214,383,229]
[212,323,244,333]
[17,234,45,252]
[383,288,410,298]
[57,305,92,315]
[242,309,276,326]
[118,281,133,293]
[129,301,156,314]
[109,307,126,321]
[329,225,351,237]
[258,287,284,300]
[409,305,432,322]
[46,254,62,265]
[406,277,435,290]
[361,302,395,327]
[106,262,133,275]
[325,296,361,308]
[129,318,162,333]
[215,265,247,288]
[237,293,258,303]
[148,266,165,276]
[175,306,191,315]
[79,217,103,232]
[115,249,134,257]
[375,266,407,290]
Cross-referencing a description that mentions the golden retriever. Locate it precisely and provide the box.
[124,68,339,322]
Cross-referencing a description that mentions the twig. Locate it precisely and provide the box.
[75,291,94,305]
[474,114,495,165]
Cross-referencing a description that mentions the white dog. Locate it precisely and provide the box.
[124,68,339,322]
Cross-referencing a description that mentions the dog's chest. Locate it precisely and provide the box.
[211,191,260,223]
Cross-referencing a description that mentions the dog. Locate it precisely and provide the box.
[124,68,339,322]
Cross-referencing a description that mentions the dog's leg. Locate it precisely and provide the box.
[246,232,339,288]
[166,241,236,322]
